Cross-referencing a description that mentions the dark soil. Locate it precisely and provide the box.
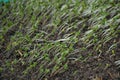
[49,49,120,80]
[1,36,120,80]
[0,1,120,80]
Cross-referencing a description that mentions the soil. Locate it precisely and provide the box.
[1,36,120,80]
[0,3,120,80]
[49,49,120,80]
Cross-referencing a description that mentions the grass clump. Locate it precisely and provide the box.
[0,0,120,80]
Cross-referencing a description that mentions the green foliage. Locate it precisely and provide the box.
[0,0,120,79]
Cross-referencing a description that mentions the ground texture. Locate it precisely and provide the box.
[0,0,120,80]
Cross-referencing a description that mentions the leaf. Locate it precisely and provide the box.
[115,60,120,66]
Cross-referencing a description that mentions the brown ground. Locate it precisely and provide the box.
[0,23,120,80]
